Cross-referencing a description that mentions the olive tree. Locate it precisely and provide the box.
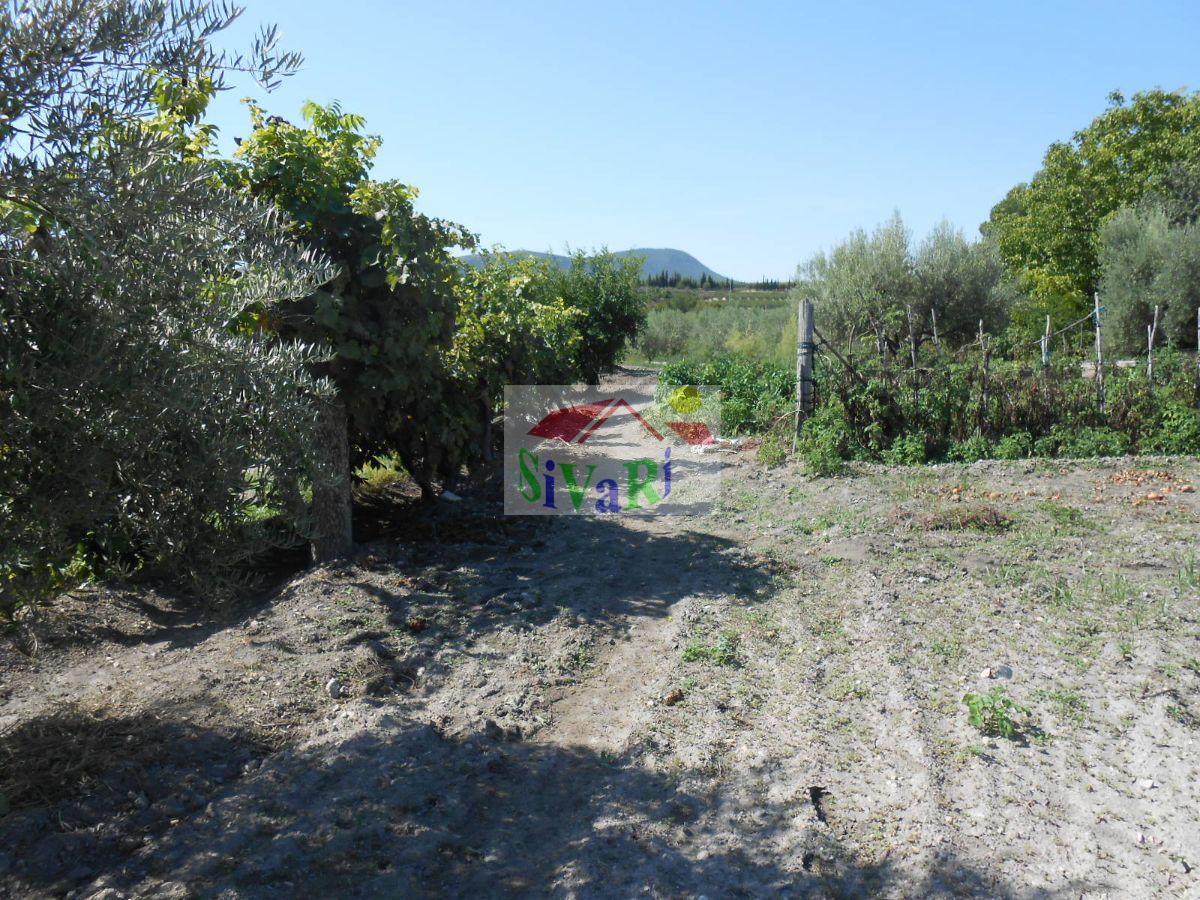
[803,213,1007,357]
[912,223,1009,345]
[0,1,329,619]
[1100,205,1200,353]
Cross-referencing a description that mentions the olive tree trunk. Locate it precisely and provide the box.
[310,393,353,562]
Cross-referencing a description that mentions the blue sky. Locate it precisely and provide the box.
[208,0,1200,280]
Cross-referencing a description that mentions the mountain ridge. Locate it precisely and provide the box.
[459,247,730,282]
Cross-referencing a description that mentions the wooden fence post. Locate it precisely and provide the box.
[978,321,992,437]
[1093,293,1105,416]
[905,303,918,370]
[1147,305,1160,385]
[795,299,815,438]
[1041,315,1051,371]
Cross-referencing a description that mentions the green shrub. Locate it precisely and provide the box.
[963,686,1030,739]
[660,355,793,434]
[682,630,741,666]
[798,404,851,477]
[756,424,790,468]
[994,431,1034,460]
[883,432,927,465]
[948,434,991,463]
[1054,426,1131,458]
[803,439,846,477]
[1139,401,1200,454]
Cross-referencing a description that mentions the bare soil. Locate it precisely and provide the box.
[3,449,1200,898]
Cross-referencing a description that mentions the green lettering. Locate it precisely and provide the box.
[559,463,597,513]
[625,458,661,509]
[518,448,540,503]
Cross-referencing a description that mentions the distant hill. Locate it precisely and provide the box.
[459,248,730,283]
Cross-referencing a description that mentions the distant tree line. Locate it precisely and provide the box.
[644,271,733,289]
[642,272,793,291]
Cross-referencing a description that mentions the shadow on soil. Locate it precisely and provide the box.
[0,486,1109,898]
[348,509,787,653]
[0,704,1095,899]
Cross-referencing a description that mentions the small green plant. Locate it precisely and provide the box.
[682,630,741,666]
[355,454,409,494]
[802,438,845,477]
[962,686,1030,739]
[832,677,871,701]
[756,425,789,468]
[1040,501,1086,530]
[1046,577,1078,609]
[954,742,988,765]
[1034,687,1088,724]
[930,636,964,663]
[1177,553,1200,592]
[563,640,595,674]
[993,431,1033,460]
[797,404,850,477]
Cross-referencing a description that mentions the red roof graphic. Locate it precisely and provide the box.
[528,398,663,443]
[528,398,713,445]
[666,421,715,445]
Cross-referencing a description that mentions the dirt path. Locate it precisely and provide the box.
[2,455,1200,897]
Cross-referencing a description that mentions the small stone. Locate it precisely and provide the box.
[992,664,1013,680]
[326,677,343,699]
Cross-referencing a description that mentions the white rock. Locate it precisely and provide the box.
[326,677,343,699]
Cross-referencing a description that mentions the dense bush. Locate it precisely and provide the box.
[805,347,1200,466]
[659,355,793,433]
[552,252,645,385]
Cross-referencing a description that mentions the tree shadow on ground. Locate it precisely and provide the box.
[348,510,785,650]
[0,704,1106,899]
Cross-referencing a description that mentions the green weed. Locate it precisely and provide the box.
[963,686,1031,739]
[1034,688,1088,724]
[682,630,741,667]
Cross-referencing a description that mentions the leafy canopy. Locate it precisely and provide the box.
[986,89,1200,330]
[231,100,478,494]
